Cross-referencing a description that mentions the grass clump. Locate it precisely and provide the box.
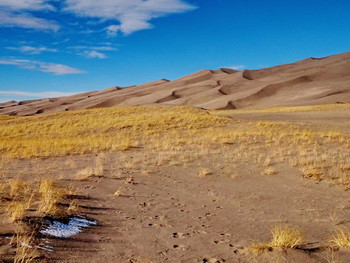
[261,167,277,176]
[330,228,350,248]
[198,168,212,178]
[13,232,38,263]
[252,225,304,252]
[38,179,66,216]
[75,156,104,180]
[2,178,76,221]
[269,225,304,248]
[301,165,324,181]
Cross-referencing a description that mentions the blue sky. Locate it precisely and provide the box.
[1,0,350,102]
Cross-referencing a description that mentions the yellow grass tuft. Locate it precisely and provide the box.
[198,168,212,178]
[330,228,350,248]
[113,187,123,197]
[9,179,30,198]
[269,225,304,248]
[75,155,105,180]
[261,167,277,176]
[301,165,324,181]
[6,199,32,222]
[252,225,304,252]
[38,179,66,216]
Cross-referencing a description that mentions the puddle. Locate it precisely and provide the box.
[40,217,97,238]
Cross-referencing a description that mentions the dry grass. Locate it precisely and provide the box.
[301,165,324,181]
[1,178,76,221]
[269,225,304,248]
[38,179,66,216]
[214,103,350,115]
[261,167,277,176]
[252,225,304,252]
[7,199,32,222]
[9,179,31,198]
[0,178,80,261]
[13,232,37,263]
[0,104,349,192]
[75,166,103,180]
[113,187,123,197]
[75,155,104,180]
[0,106,227,158]
[198,168,212,178]
[330,228,350,248]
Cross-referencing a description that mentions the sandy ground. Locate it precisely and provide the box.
[1,109,350,262]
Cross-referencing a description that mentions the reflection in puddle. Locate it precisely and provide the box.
[40,217,97,238]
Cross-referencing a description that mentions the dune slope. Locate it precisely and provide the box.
[1,52,350,116]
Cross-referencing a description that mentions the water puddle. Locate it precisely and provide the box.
[40,217,97,238]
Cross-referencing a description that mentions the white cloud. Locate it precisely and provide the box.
[68,45,116,59]
[0,59,86,75]
[0,10,59,31]
[64,0,196,35]
[0,0,54,11]
[7,45,58,54]
[0,90,77,98]
[68,45,117,51]
[0,0,58,31]
[106,24,120,37]
[83,50,107,59]
[226,65,246,70]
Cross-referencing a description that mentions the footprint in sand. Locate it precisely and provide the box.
[213,239,229,244]
[202,258,226,263]
[173,244,186,251]
[172,232,190,239]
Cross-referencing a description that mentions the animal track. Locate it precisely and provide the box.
[172,232,190,239]
[202,258,226,263]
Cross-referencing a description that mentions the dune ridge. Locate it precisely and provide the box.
[1,51,350,116]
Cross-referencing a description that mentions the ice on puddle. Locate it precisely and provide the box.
[40,217,97,238]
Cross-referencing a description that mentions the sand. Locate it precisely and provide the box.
[1,52,350,116]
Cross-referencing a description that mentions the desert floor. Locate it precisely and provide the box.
[1,105,350,263]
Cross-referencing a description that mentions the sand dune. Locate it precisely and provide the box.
[1,51,350,116]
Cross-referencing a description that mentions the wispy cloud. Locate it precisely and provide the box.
[68,45,117,51]
[83,50,107,59]
[0,0,196,34]
[0,90,77,98]
[7,45,58,54]
[68,45,116,59]
[0,10,59,31]
[0,0,58,31]
[0,0,55,11]
[0,59,86,75]
[64,0,197,35]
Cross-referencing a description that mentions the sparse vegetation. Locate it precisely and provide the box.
[0,177,81,262]
[252,225,304,252]
[1,178,77,221]
[0,104,349,261]
[261,167,277,176]
[113,187,123,197]
[38,179,66,216]
[198,168,212,178]
[330,228,350,248]
[13,232,38,263]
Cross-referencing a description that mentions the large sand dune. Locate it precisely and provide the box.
[1,51,350,116]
